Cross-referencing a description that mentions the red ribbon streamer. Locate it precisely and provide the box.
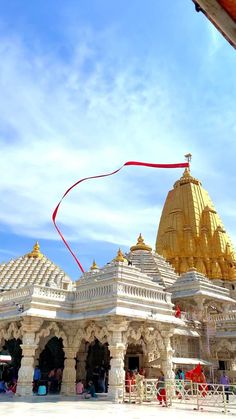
[52,160,189,273]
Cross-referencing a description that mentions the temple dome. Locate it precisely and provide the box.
[0,242,73,291]
[156,168,236,281]
[126,234,178,287]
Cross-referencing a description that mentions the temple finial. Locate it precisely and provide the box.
[115,248,125,262]
[90,260,99,271]
[27,241,43,259]
[130,233,152,252]
[184,153,192,165]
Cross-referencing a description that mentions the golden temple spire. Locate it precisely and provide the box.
[115,248,125,262]
[27,241,43,259]
[130,233,152,252]
[156,167,236,281]
[90,260,99,271]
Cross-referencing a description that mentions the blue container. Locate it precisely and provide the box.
[38,385,47,396]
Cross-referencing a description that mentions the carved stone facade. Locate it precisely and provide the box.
[1,190,236,399]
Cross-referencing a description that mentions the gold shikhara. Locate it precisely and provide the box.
[156,166,236,281]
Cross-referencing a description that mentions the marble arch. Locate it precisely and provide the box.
[0,322,22,347]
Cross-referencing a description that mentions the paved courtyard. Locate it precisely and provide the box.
[0,396,234,419]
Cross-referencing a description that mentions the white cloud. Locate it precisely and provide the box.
[0,24,236,257]
[0,29,191,248]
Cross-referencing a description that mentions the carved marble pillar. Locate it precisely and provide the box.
[107,321,128,403]
[143,352,151,378]
[143,339,160,378]
[160,331,175,380]
[61,347,77,395]
[17,318,42,396]
[76,344,87,381]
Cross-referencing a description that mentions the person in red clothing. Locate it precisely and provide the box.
[175,305,181,318]
[186,364,208,397]
[7,381,17,394]
[156,373,167,406]
[125,371,132,393]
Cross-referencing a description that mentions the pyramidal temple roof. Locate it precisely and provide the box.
[167,268,234,304]
[156,167,236,281]
[126,234,178,287]
[0,242,72,291]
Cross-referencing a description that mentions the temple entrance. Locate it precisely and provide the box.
[0,338,22,382]
[125,343,143,373]
[86,339,110,393]
[38,337,65,394]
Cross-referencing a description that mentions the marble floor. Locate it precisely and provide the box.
[0,396,233,419]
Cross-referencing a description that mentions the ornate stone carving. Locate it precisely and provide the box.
[0,322,22,346]
[83,322,110,344]
[35,321,68,346]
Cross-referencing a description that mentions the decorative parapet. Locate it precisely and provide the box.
[74,284,113,302]
[0,285,73,303]
[73,280,171,305]
[0,266,174,321]
[0,287,33,302]
[209,311,236,322]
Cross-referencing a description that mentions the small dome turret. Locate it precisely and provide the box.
[115,248,125,262]
[27,241,43,259]
[130,234,152,252]
[90,260,99,271]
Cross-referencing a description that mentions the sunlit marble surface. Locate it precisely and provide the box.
[0,396,231,419]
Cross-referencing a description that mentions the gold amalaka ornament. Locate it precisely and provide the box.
[27,242,43,259]
[130,234,152,252]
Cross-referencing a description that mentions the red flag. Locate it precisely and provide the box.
[52,160,189,273]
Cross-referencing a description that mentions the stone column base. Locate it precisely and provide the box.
[16,382,33,396]
[107,385,124,403]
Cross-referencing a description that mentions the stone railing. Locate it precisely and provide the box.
[209,311,236,322]
[0,286,33,302]
[0,279,172,313]
[115,283,169,303]
[73,280,170,307]
[32,286,73,301]
[0,285,73,303]
[74,283,113,301]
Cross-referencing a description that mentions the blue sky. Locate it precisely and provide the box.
[0,1,235,280]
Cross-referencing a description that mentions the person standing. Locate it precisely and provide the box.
[135,371,144,404]
[220,371,230,403]
[33,366,41,393]
[156,372,167,406]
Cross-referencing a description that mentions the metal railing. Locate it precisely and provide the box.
[123,379,236,414]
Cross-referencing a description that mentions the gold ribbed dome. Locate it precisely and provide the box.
[27,241,43,259]
[156,168,236,281]
[130,234,152,252]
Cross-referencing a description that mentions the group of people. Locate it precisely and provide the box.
[0,365,18,396]
[90,364,107,393]
[33,366,63,395]
[125,368,145,394]
[125,365,232,406]
[0,379,17,395]
[76,379,97,398]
